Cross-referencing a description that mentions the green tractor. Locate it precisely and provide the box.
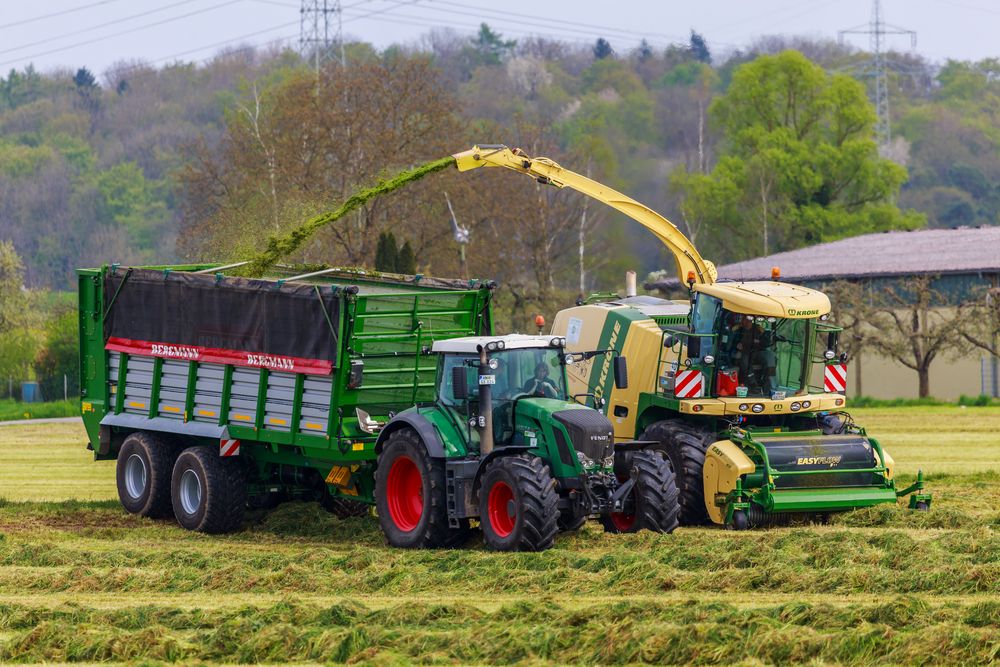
[372,334,681,550]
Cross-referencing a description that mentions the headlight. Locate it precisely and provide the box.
[802,400,811,409]
[497,340,505,350]
[488,358,499,370]
[824,350,836,360]
[703,355,715,364]
[751,404,765,413]
[738,403,749,411]
[550,337,565,347]
[820,313,829,321]
[790,402,801,411]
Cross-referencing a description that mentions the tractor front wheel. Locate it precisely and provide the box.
[601,450,681,534]
[375,428,466,548]
[480,455,558,551]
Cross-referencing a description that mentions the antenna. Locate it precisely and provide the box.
[300,0,345,74]
[839,0,916,152]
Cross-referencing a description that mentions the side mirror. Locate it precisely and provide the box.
[613,356,628,390]
[347,360,364,389]
[827,330,839,351]
[663,334,677,348]
[452,365,469,400]
[687,336,702,359]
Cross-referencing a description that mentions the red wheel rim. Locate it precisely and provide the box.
[487,480,516,537]
[609,511,637,531]
[386,455,423,532]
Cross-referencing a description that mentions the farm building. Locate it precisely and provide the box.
[647,226,1000,400]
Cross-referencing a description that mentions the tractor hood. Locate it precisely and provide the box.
[694,281,831,319]
[516,399,614,464]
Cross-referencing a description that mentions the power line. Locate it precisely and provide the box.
[301,0,345,71]
[0,0,203,58]
[0,0,245,69]
[0,0,121,31]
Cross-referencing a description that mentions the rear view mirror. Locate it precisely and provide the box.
[827,331,839,351]
[452,365,469,400]
[687,336,702,359]
[664,334,678,348]
[347,360,364,389]
[613,356,628,390]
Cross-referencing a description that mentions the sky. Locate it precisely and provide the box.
[0,0,995,79]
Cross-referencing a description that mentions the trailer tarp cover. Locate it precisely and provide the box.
[104,268,339,364]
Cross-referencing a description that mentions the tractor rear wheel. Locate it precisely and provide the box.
[480,455,558,551]
[375,428,467,548]
[601,450,680,534]
[641,420,714,525]
[171,445,247,533]
[116,431,177,519]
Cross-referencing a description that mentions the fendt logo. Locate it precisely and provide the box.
[246,354,295,371]
[787,308,819,316]
[796,455,843,467]
[151,344,199,360]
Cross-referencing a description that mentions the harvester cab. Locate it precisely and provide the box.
[453,144,931,529]
[373,334,681,550]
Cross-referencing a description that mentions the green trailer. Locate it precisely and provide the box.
[78,262,681,550]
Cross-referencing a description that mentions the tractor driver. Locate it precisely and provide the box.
[728,314,777,394]
[522,362,560,398]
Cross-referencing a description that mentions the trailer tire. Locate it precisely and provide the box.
[641,420,714,525]
[116,431,177,519]
[171,445,247,533]
[601,450,680,534]
[480,455,558,552]
[375,428,461,548]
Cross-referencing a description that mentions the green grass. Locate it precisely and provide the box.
[0,408,998,664]
[0,400,80,422]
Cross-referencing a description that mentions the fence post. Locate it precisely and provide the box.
[64,374,68,401]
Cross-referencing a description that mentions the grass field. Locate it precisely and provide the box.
[0,408,998,665]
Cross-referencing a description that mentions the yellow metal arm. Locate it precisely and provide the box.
[453,145,717,286]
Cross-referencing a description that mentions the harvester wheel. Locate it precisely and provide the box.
[116,431,178,519]
[321,494,371,518]
[375,428,464,548]
[915,501,929,512]
[641,420,714,525]
[601,450,680,534]
[171,445,247,533]
[480,455,558,551]
[731,509,749,531]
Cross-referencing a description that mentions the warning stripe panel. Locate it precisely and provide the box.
[824,363,847,392]
[674,369,705,398]
[220,439,240,457]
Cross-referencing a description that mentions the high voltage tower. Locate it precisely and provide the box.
[300,0,345,72]
[839,0,916,151]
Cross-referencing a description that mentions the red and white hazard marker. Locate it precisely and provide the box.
[824,363,847,393]
[220,438,241,457]
[674,369,705,398]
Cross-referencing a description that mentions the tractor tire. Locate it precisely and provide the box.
[601,450,680,534]
[321,494,371,518]
[375,428,467,549]
[171,445,247,533]
[641,420,714,525]
[116,431,178,519]
[480,455,559,552]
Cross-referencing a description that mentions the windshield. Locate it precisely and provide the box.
[716,311,809,397]
[438,347,568,406]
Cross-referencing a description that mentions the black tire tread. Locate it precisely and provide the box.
[482,455,558,552]
[321,495,371,518]
[630,450,681,533]
[641,420,714,525]
[172,446,247,534]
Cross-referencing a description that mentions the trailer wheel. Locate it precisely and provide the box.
[641,420,714,525]
[116,431,177,518]
[375,428,463,548]
[601,450,680,534]
[170,446,247,533]
[480,455,558,552]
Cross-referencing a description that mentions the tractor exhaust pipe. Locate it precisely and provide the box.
[478,345,494,455]
[625,270,637,298]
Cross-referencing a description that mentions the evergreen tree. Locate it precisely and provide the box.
[374,231,398,271]
[397,240,416,274]
[593,38,614,60]
[689,31,711,64]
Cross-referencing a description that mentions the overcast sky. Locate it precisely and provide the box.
[0,0,995,78]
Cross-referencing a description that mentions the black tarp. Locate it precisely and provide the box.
[104,268,340,363]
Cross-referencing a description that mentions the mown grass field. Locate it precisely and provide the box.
[0,407,998,665]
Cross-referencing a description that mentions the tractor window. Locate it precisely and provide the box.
[690,293,721,359]
[438,354,477,406]
[716,312,809,397]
